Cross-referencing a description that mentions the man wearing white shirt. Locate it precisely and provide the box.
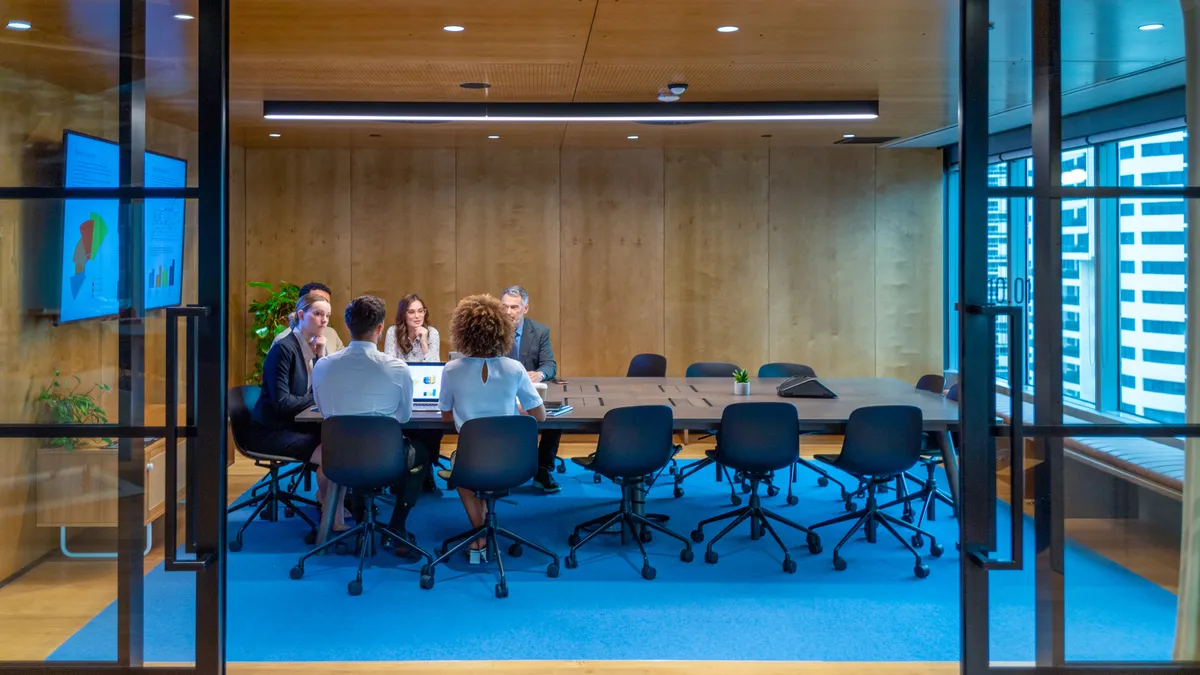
[312,295,422,555]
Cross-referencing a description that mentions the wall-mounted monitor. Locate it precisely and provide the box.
[56,131,188,324]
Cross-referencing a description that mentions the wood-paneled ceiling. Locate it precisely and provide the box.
[0,0,1186,147]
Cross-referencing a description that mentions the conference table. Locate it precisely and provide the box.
[296,376,961,547]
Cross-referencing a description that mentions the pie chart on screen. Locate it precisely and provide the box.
[69,212,109,299]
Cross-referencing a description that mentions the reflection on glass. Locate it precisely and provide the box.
[988,163,1010,383]
[1118,130,1188,423]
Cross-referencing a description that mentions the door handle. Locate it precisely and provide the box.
[964,303,1025,571]
[165,305,215,572]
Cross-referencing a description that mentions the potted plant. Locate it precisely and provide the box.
[733,368,751,396]
[246,280,299,384]
[35,370,112,450]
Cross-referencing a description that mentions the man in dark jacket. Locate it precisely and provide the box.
[500,285,561,493]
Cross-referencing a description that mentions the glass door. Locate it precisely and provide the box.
[0,0,228,672]
[959,0,1200,673]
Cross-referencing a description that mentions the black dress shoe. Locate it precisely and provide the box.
[533,467,561,493]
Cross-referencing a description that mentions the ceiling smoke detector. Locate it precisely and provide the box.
[657,93,680,103]
[668,83,688,95]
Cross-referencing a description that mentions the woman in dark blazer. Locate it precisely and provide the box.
[251,292,344,527]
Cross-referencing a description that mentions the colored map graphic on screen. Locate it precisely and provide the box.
[69,212,109,298]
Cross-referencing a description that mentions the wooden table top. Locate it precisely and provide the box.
[296,377,958,433]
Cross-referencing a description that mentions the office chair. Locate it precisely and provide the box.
[808,405,943,578]
[420,415,560,598]
[626,353,668,377]
[672,362,743,504]
[566,406,694,579]
[690,402,822,573]
[289,416,432,596]
[757,362,817,379]
[909,382,959,524]
[226,385,320,552]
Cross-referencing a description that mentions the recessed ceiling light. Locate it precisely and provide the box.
[173,13,194,20]
[443,25,465,32]
[6,20,31,30]
[1139,23,1164,31]
[843,133,856,138]
[627,135,639,140]
[460,82,491,89]
[269,133,281,138]
[716,25,739,33]
[487,135,500,139]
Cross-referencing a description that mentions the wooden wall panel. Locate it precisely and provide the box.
[560,149,664,377]
[663,149,769,376]
[874,149,944,383]
[351,149,457,350]
[769,148,878,378]
[229,145,248,384]
[244,148,354,340]
[454,148,561,353]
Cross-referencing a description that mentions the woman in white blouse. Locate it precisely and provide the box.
[384,294,441,362]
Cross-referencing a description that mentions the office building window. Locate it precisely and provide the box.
[1121,346,1137,360]
[1145,408,1186,424]
[1117,129,1187,423]
[988,162,1010,382]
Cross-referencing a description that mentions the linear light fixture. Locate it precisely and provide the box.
[263,101,879,123]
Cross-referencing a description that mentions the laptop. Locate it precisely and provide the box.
[408,362,445,411]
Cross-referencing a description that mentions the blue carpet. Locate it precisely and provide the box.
[52,462,1177,662]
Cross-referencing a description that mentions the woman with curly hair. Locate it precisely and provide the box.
[439,294,545,563]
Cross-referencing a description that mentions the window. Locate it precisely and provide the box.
[1144,379,1186,395]
[988,162,1010,382]
[1144,320,1186,334]
[1143,261,1187,275]
[1121,346,1137,359]
[1117,129,1188,423]
[1142,231,1186,245]
[1144,349,1186,365]
[1143,291,1187,305]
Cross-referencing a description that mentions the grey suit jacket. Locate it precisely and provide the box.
[511,317,557,381]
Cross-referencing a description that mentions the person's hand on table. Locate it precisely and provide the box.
[527,370,544,383]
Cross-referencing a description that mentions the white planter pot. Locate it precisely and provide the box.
[734,382,750,396]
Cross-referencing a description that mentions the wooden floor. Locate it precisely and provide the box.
[0,436,1175,672]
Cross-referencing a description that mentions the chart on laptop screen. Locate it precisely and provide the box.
[409,363,444,400]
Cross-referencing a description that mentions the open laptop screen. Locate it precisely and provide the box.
[408,363,445,401]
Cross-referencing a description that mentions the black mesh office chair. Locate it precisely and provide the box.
[289,416,432,596]
[690,402,822,573]
[421,415,560,598]
[808,405,943,578]
[671,362,743,504]
[226,385,319,552]
[626,353,668,377]
[566,406,694,579]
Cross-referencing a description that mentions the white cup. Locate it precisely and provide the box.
[534,382,548,400]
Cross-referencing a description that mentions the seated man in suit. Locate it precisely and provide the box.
[312,295,424,558]
[275,281,345,353]
[500,285,561,493]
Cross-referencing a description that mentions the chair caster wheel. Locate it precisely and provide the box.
[787,495,799,506]
[767,485,780,497]
[817,476,830,487]
[668,465,677,475]
[508,543,523,558]
[593,473,602,484]
[557,464,566,474]
[680,548,694,563]
[911,534,925,548]
[641,565,657,580]
[930,543,944,558]
[833,556,848,571]
[902,513,915,524]
[495,583,509,599]
[741,482,751,494]
[807,533,822,555]
[546,562,559,578]
[673,486,684,499]
[419,574,434,590]
[228,539,243,553]
[304,531,316,545]
[690,529,704,543]
[284,507,295,518]
[334,542,350,556]
[782,557,797,574]
[845,501,857,512]
[956,541,961,551]
[640,529,653,543]
[704,550,719,564]
[348,580,362,596]
[568,533,581,546]
[564,554,578,569]
[915,564,930,579]
[289,565,303,580]
[731,495,742,506]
